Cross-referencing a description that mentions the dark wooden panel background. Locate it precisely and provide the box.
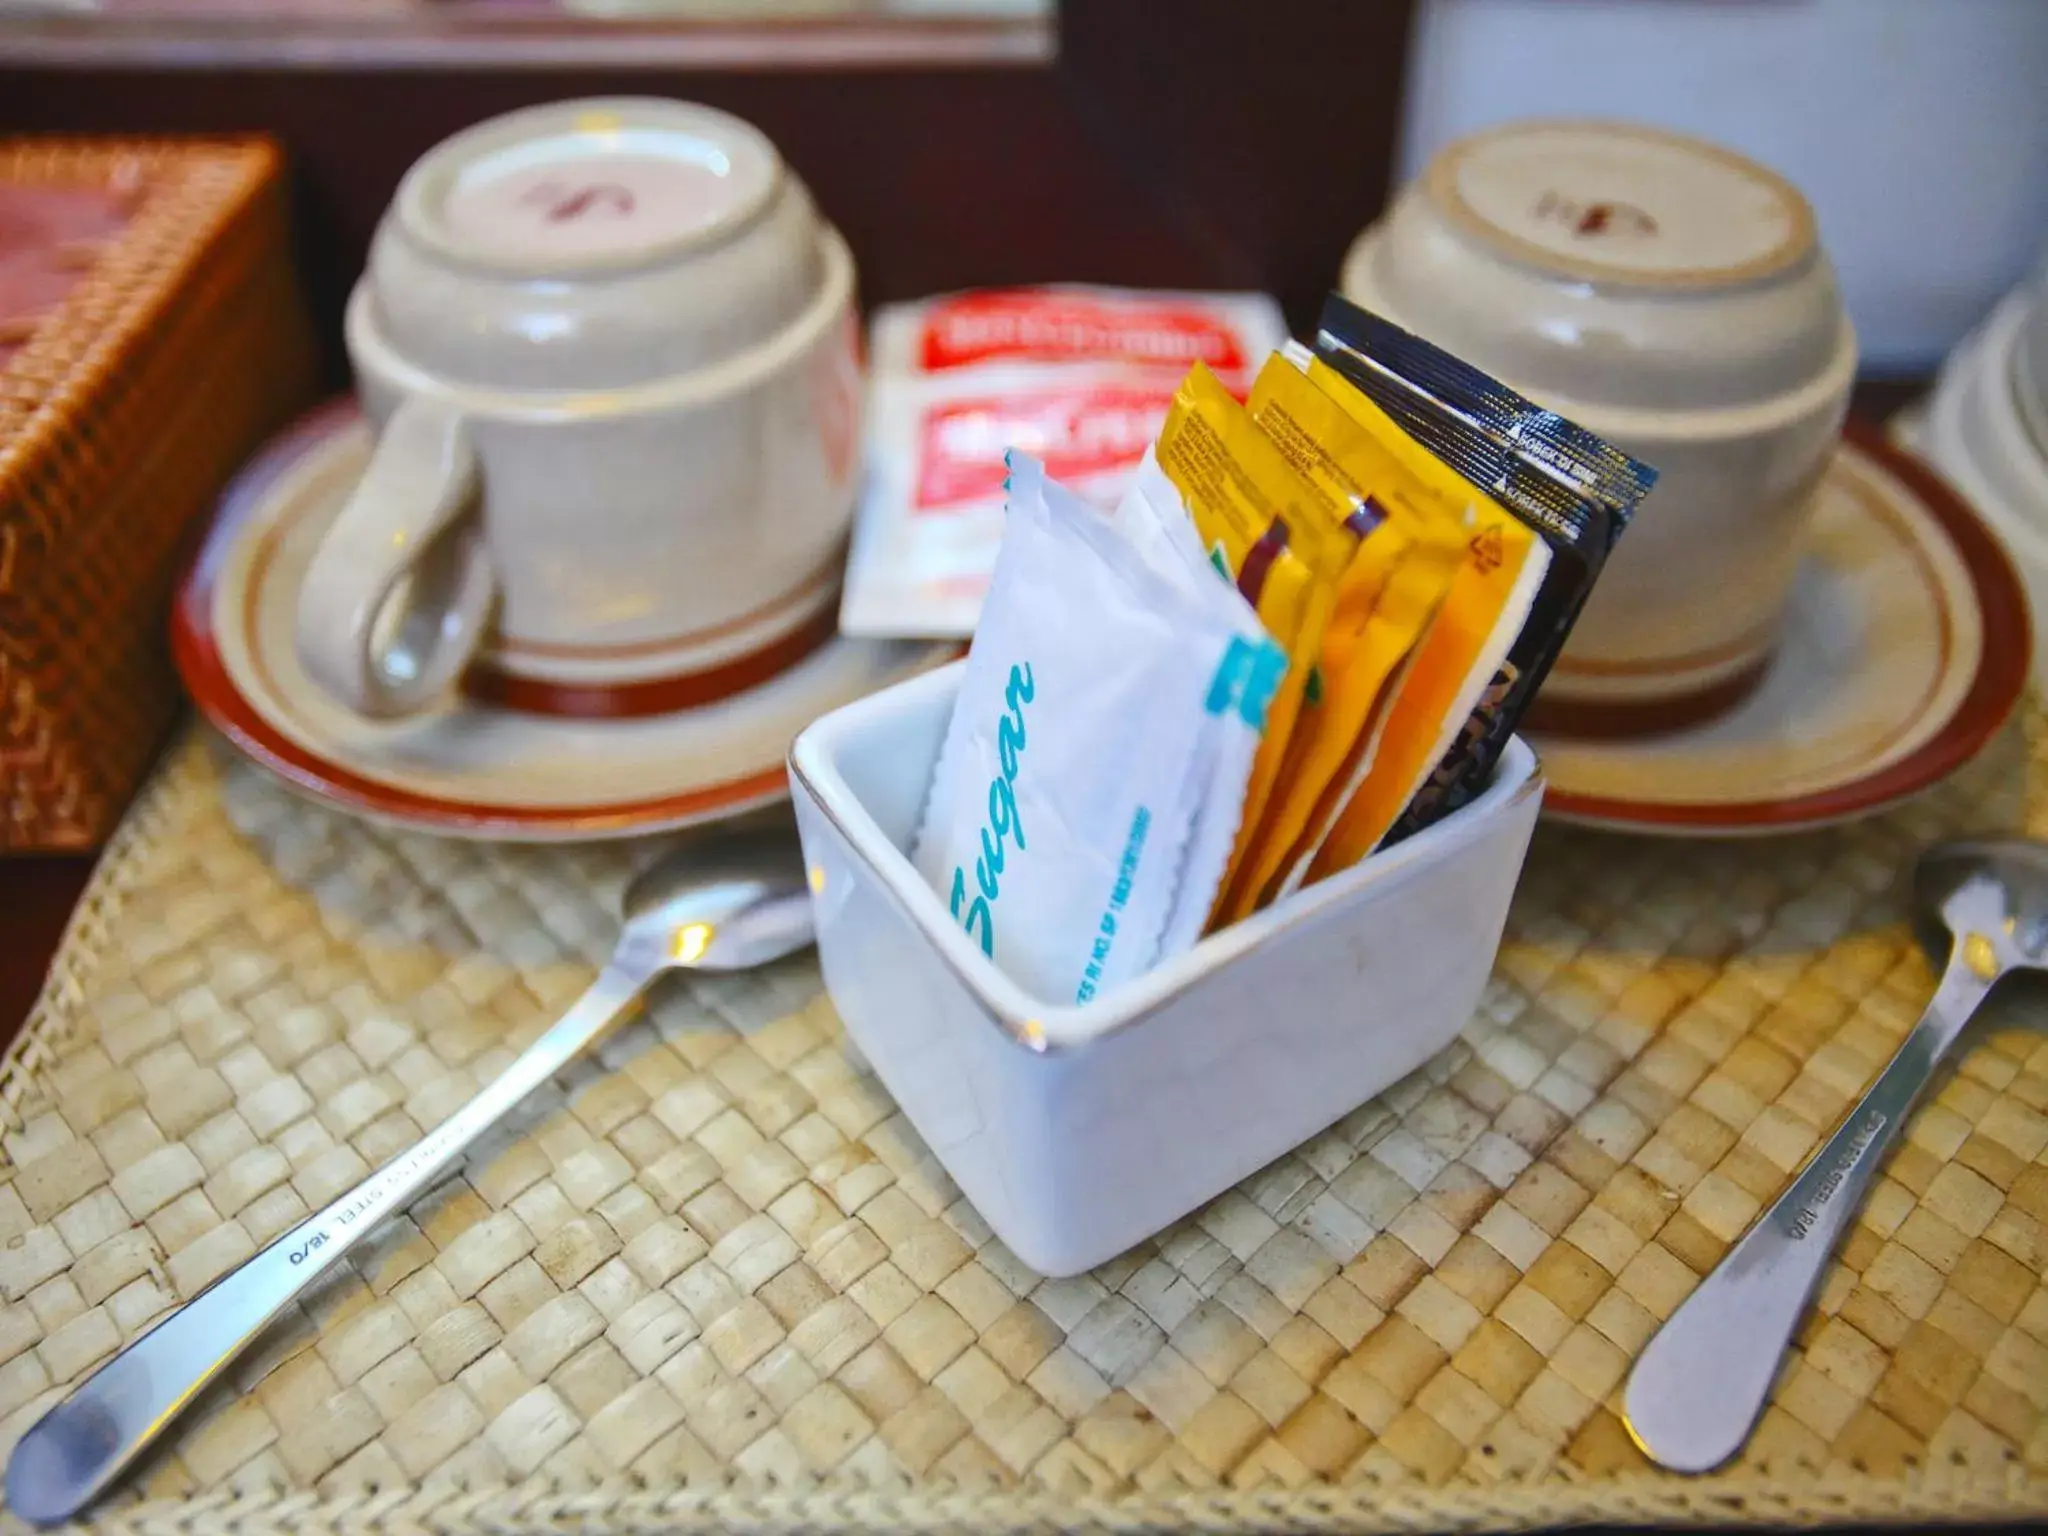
[0,0,1420,1028]
[0,1,1421,385]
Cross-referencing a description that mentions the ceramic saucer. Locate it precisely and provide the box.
[1531,422,2030,836]
[1894,290,2048,685]
[174,401,955,842]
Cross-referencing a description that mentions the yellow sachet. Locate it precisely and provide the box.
[1308,509,1548,880]
[1217,353,1468,919]
[1154,362,1349,913]
[1302,352,1551,882]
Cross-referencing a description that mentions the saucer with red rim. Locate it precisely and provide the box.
[1529,423,2029,836]
[173,401,955,842]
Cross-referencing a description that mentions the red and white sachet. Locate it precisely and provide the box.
[840,285,1288,638]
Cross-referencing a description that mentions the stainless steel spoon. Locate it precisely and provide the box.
[4,823,816,1526]
[1624,838,2047,1474]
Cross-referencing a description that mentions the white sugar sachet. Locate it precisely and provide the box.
[1104,446,1214,591]
[1103,450,1271,959]
[911,452,1283,1006]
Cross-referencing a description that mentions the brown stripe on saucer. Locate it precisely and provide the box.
[1539,419,2031,831]
[1524,655,1772,740]
[463,600,841,721]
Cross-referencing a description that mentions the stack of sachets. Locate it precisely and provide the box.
[911,295,1657,1006]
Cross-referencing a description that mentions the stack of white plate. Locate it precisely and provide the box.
[1902,253,2048,685]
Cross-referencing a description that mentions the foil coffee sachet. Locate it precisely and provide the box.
[910,452,1284,1007]
[1311,295,1658,831]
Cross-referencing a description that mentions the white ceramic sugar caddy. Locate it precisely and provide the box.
[788,661,1544,1277]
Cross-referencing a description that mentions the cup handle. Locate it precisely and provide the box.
[294,398,495,719]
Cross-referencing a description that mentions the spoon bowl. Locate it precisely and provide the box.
[615,820,816,977]
[1913,836,2048,970]
[5,819,816,1526]
[1625,835,2045,1474]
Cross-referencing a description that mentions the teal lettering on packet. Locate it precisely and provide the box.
[949,661,1035,957]
[1202,635,1287,731]
[1076,805,1152,1004]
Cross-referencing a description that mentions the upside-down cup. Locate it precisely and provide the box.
[297,98,863,723]
[1341,119,1857,737]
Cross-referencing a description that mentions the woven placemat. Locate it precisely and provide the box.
[3,712,2046,1533]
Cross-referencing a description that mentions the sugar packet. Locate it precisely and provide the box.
[842,286,1287,639]
[1300,349,1551,880]
[1221,348,1468,916]
[867,285,1288,380]
[1106,449,1272,958]
[1153,363,1351,918]
[910,452,1284,1006]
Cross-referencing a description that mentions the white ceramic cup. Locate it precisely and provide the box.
[2013,252,2048,458]
[1916,291,2048,687]
[295,98,863,721]
[1341,119,1858,734]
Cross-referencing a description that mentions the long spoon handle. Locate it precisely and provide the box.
[1622,891,2011,1474]
[4,961,654,1526]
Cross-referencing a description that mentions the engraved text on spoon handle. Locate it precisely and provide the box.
[1621,948,1993,1474]
[4,962,654,1526]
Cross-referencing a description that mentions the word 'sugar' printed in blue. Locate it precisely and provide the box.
[949,662,1034,956]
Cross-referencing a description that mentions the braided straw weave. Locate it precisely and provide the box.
[0,136,317,852]
[2,711,2046,1532]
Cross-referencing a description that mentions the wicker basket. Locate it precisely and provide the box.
[0,134,318,853]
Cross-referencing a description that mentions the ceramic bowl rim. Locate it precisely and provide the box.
[1338,226,1858,441]
[389,95,789,281]
[1421,116,1820,294]
[346,224,855,424]
[1929,292,2048,557]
